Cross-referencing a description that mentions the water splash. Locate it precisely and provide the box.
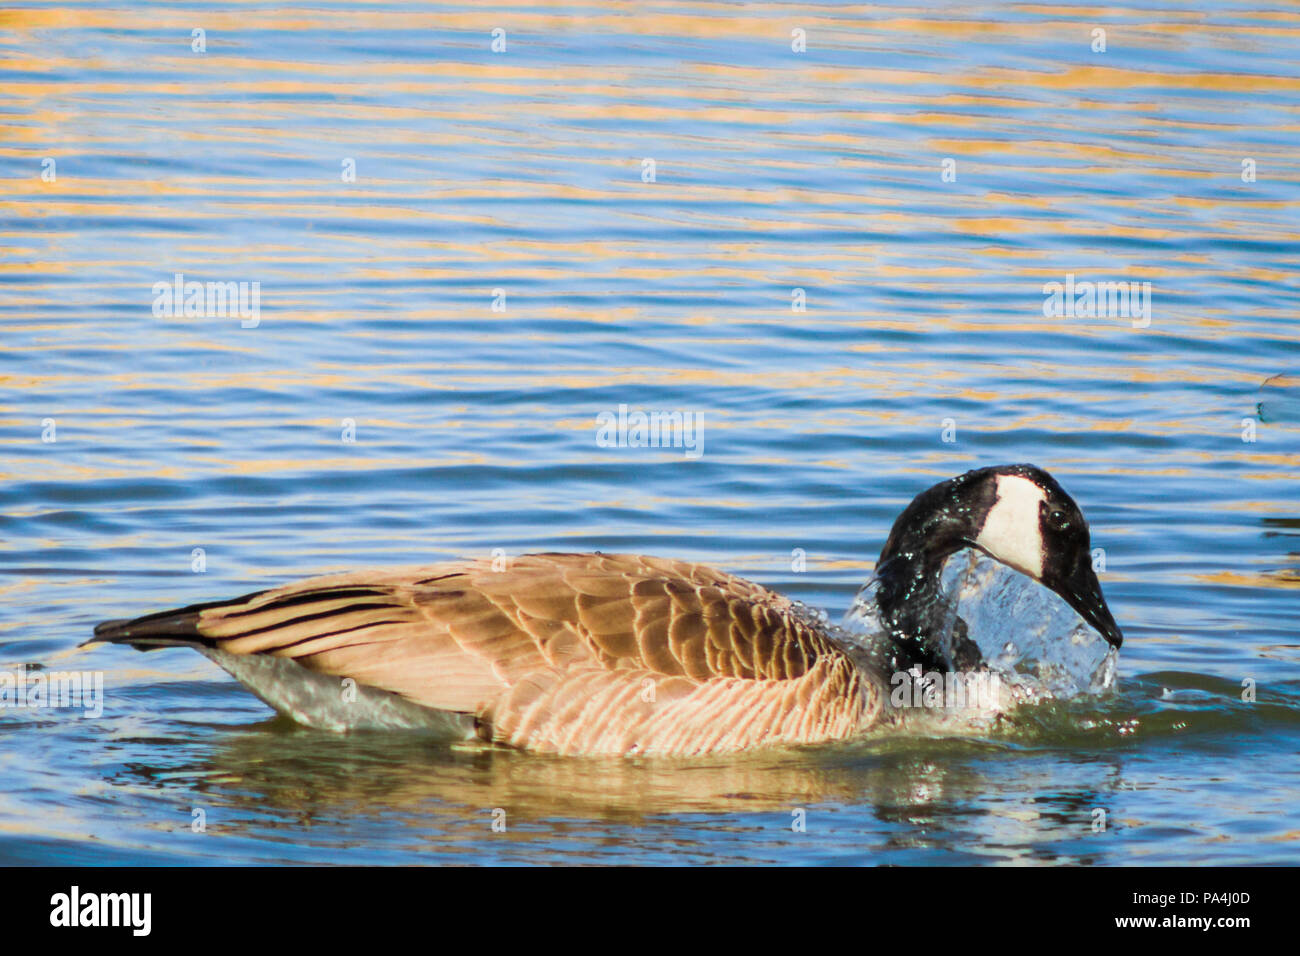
[841,548,1119,715]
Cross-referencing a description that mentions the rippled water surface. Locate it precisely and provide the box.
[2,1,1299,865]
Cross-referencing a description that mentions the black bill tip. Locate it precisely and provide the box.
[1056,562,1124,649]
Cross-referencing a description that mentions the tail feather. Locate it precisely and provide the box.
[87,583,479,737]
[87,589,270,650]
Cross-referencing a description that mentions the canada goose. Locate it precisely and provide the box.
[88,464,1123,756]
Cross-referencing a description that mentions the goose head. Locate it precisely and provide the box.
[870,464,1123,673]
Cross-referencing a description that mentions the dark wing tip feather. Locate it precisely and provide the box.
[86,588,271,651]
[87,613,204,650]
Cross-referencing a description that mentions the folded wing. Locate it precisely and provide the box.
[92,552,879,755]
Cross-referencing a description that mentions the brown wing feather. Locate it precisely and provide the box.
[148,553,882,754]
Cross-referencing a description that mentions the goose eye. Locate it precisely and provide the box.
[1048,510,1070,532]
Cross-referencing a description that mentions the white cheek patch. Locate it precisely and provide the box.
[975,474,1047,579]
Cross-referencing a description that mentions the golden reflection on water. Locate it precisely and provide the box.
[158,724,1030,827]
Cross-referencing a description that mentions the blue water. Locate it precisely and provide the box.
[1,0,1298,865]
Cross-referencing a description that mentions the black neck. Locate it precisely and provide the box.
[866,469,997,675]
[871,547,983,676]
